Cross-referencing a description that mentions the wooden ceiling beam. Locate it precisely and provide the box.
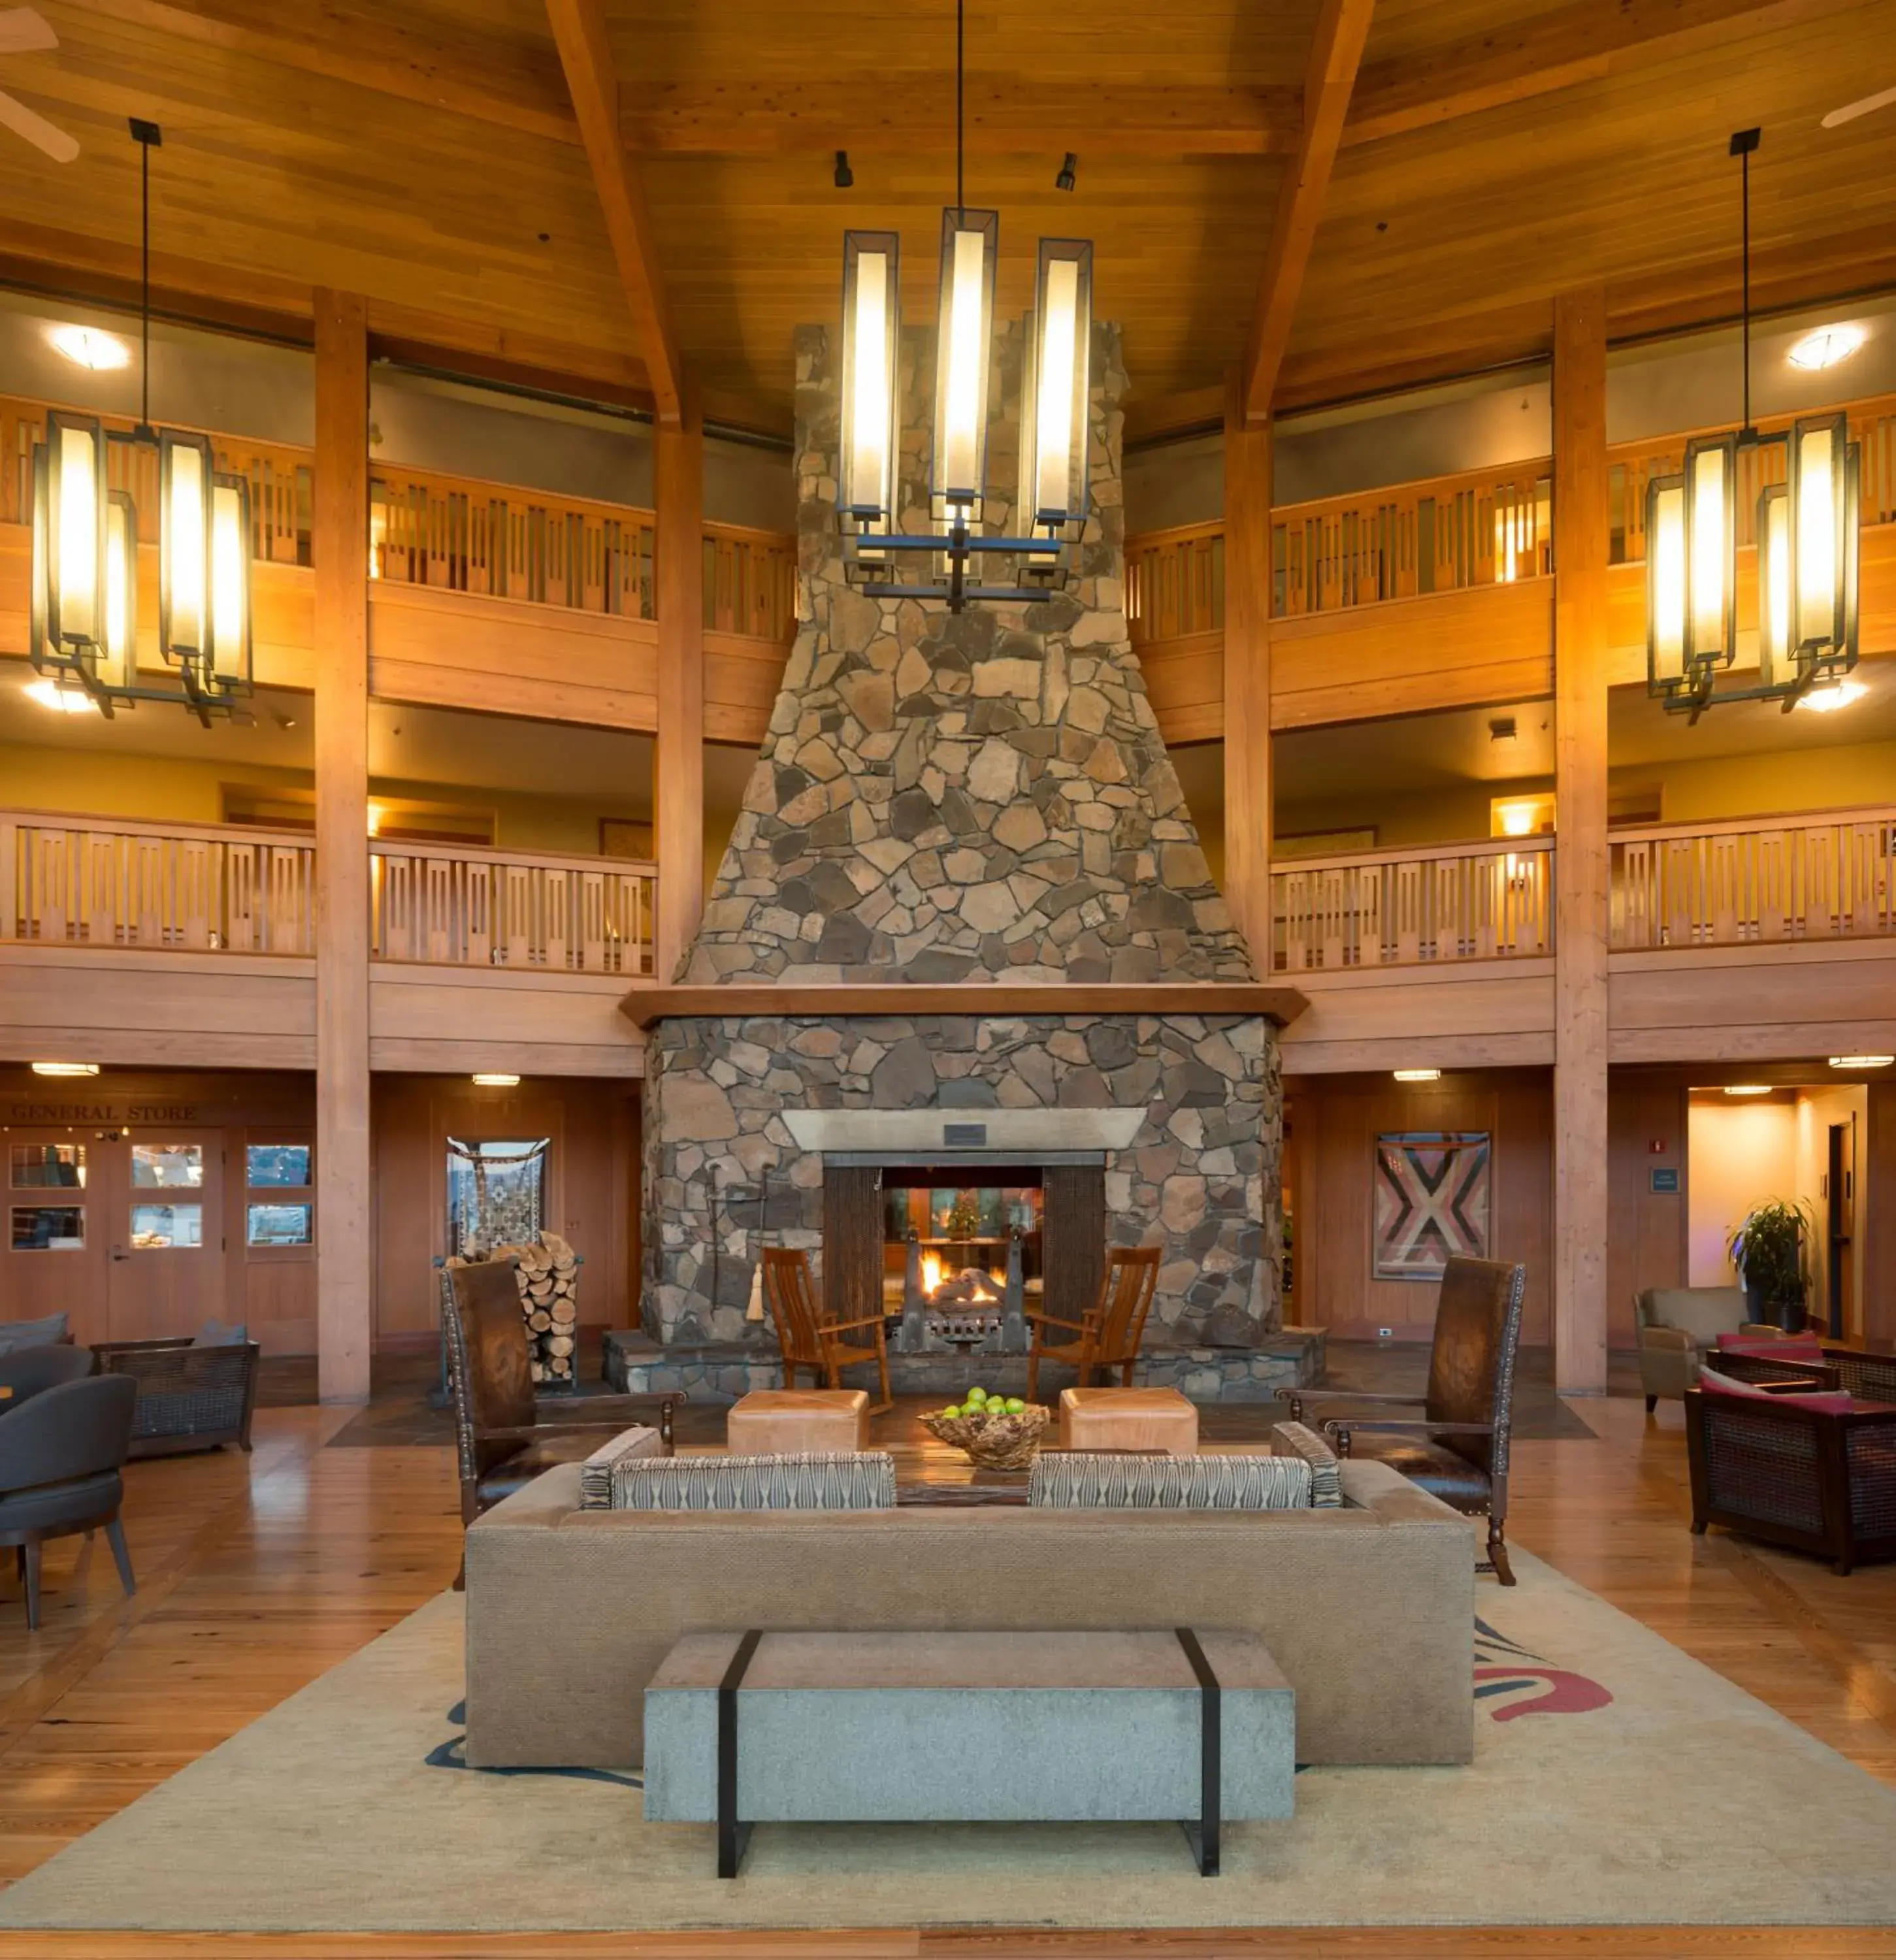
[77,0,577,146]
[545,0,683,426]
[1343,0,1859,150]
[1241,0,1376,424]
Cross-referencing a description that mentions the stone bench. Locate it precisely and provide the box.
[642,1627,1296,1876]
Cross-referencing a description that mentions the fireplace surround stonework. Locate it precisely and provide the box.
[615,323,1317,1402]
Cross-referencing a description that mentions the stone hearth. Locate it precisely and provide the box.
[624,319,1313,1401]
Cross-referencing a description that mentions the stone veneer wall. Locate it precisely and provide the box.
[645,1009,1279,1347]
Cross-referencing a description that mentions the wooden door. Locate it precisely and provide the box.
[1042,1164,1105,1331]
[104,1128,227,1341]
[4,1129,108,1343]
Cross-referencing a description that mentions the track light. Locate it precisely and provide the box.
[834,149,853,189]
[1055,152,1077,192]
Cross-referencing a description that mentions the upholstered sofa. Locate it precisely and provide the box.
[1633,1286,1754,1409]
[463,1455,1477,1771]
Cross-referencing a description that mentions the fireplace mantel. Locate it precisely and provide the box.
[619,982,1308,1032]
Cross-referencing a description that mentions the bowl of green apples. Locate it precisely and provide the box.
[919,1387,1051,1469]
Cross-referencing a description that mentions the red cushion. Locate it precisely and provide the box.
[1714,1334,1825,1359]
[1698,1365,1851,1414]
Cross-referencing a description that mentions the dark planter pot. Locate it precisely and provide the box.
[1744,1281,1806,1334]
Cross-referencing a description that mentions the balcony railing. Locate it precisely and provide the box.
[0,811,316,955]
[369,840,657,977]
[1609,810,1896,950]
[1609,393,1896,564]
[1272,838,1554,972]
[1126,521,1224,646]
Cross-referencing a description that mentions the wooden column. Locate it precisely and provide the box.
[1222,379,1273,971]
[314,290,372,1405]
[1552,287,1610,1396]
[655,401,704,982]
[1867,1079,1896,1349]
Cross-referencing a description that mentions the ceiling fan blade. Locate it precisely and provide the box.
[0,87,78,161]
[1822,84,1896,129]
[0,7,57,54]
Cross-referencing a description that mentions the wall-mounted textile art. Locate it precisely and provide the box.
[1373,1132,1492,1281]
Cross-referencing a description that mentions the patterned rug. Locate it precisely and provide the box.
[2,1550,1893,1932]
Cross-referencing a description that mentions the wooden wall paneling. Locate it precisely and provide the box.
[1607,1076,1689,1350]
[1552,286,1611,1395]
[702,630,787,748]
[237,1122,318,1357]
[655,404,705,981]
[367,966,645,1077]
[1222,388,1273,965]
[1608,941,1896,1064]
[1136,631,1225,746]
[1867,1078,1896,1349]
[314,289,374,1405]
[1277,962,1557,1074]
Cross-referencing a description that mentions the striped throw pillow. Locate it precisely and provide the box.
[1269,1420,1344,1507]
[1029,1451,1315,1511]
[611,1451,896,1512]
[577,1425,665,1509]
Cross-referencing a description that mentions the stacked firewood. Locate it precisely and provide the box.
[448,1231,580,1384]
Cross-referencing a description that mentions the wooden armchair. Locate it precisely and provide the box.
[760,1247,891,1412]
[442,1260,681,1567]
[1286,1255,1526,1584]
[1025,1245,1162,1403]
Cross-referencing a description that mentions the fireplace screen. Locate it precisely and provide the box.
[879,1168,1043,1351]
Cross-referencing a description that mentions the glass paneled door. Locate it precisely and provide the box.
[105,1129,225,1341]
[6,1130,106,1341]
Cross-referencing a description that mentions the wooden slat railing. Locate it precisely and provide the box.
[704,520,798,642]
[1273,462,1552,617]
[369,840,657,977]
[1272,837,1554,972]
[1126,519,1224,645]
[1609,393,1896,564]
[1609,809,1896,949]
[0,811,316,955]
[1,394,312,566]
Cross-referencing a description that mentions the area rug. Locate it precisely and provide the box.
[3,1550,1894,1932]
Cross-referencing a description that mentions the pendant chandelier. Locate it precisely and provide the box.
[29,118,253,723]
[1647,128,1859,720]
[834,0,1093,612]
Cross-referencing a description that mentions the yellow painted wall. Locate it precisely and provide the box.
[1686,1098,1798,1286]
[1616,740,1896,825]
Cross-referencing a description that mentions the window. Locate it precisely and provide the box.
[10,1143,86,1188]
[131,1143,204,1189]
[247,1202,312,1247]
[246,1144,311,1187]
[11,1205,84,1250]
[129,1202,203,1249]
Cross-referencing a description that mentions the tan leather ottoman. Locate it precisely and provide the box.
[726,1388,870,1454]
[1057,1386,1198,1455]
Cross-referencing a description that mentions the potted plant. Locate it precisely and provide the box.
[1728,1199,1815,1333]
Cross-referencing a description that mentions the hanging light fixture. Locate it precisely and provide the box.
[836,0,1092,610]
[1648,128,1859,719]
[27,118,252,723]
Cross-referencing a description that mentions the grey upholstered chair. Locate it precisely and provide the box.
[0,1372,138,1629]
[1286,1256,1527,1584]
[1633,1286,1753,1411]
[0,1342,95,1406]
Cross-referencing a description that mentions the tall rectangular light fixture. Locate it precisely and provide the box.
[1756,481,1790,691]
[1790,412,1850,662]
[208,473,253,695]
[1018,238,1092,532]
[931,208,997,519]
[1682,433,1736,674]
[1645,473,1688,698]
[40,410,107,657]
[838,230,901,544]
[159,428,215,668]
[99,488,137,697]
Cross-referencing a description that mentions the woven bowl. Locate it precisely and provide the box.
[919,1402,1051,1470]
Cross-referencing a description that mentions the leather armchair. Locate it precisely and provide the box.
[442,1260,683,1563]
[1287,1256,1526,1584]
[0,1342,95,1407]
[0,1372,138,1629]
[1633,1286,1750,1411]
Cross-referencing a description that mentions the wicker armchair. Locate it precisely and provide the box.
[91,1337,260,1458]
[1686,1386,1896,1576]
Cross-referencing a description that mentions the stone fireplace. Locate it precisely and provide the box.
[608,320,1316,1403]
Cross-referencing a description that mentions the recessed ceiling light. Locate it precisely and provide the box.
[24,678,101,715]
[1722,1084,1772,1096]
[31,1061,101,1077]
[1795,679,1867,713]
[1786,323,1865,371]
[1829,1054,1894,1068]
[46,323,131,371]
[1393,1069,1441,1083]
[471,1073,521,1088]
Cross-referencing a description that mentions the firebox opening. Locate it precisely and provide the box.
[880,1164,1045,1322]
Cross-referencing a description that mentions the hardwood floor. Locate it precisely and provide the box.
[1,1352,1893,1959]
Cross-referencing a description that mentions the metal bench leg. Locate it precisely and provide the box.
[1175,1627,1220,1876]
[717,1630,762,1878]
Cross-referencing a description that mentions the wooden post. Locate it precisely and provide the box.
[655,399,704,981]
[1867,1079,1896,1349]
[1223,376,1273,972]
[1552,287,1610,1396]
[314,290,372,1405]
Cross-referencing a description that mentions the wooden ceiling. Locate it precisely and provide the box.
[0,0,1893,435]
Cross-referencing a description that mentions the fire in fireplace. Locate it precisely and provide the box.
[881,1167,1044,1355]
